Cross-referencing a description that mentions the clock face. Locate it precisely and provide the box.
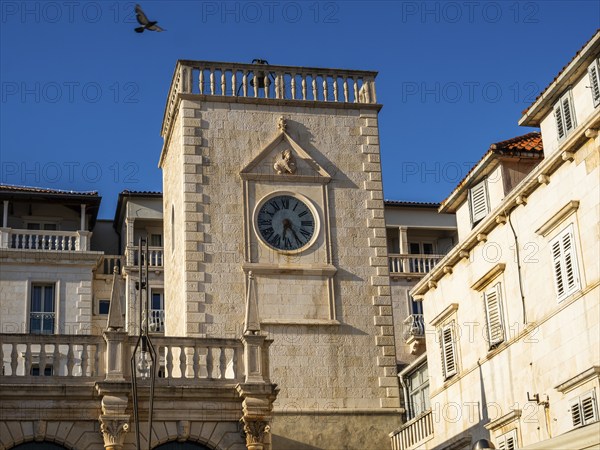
[256,194,317,252]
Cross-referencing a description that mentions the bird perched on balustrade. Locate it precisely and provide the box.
[134,4,165,33]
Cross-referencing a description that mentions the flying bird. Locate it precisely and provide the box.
[134,4,165,33]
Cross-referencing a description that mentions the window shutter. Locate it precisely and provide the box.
[484,283,504,348]
[551,239,565,298]
[581,391,598,424]
[561,230,579,293]
[554,102,565,140]
[469,179,489,224]
[497,429,518,450]
[440,323,456,378]
[571,398,583,427]
[589,60,600,107]
[562,94,575,134]
[551,225,580,301]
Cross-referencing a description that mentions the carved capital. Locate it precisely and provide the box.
[241,418,270,449]
[99,416,130,450]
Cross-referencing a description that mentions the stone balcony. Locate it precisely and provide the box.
[389,253,444,278]
[162,60,379,138]
[0,228,92,252]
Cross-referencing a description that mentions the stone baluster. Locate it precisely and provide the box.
[10,344,18,375]
[67,344,75,376]
[221,70,226,95]
[179,344,186,378]
[206,346,213,378]
[233,346,240,379]
[333,77,338,102]
[353,78,359,103]
[291,75,296,100]
[231,71,237,97]
[312,74,318,100]
[39,344,47,376]
[323,77,328,101]
[301,75,307,100]
[243,71,248,97]
[264,75,270,99]
[25,343,32,375]
[274,75,280,99]
[193,344,200,378]
[199,69,204,94]
[343,77,349,102]
[209,69,215,95]
[219,347,226,379]
[81,343,89,377]
[253,71,258,98]
[166,344,173,378]
[52,344,60,375]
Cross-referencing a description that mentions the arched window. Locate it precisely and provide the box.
[153,442,211,450]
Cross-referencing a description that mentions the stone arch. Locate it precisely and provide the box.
[9,443,69,450]
[0,420,104,450]
[153,442,211,450]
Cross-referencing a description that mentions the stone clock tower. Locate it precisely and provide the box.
[159,61,400,449]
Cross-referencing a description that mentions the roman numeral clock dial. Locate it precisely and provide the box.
[255,194,318,253]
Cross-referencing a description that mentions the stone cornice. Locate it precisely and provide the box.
[471,264,506,291]
[535,200,580,237]
[430,303,458,327]
[555,366,600,394]
[484,409,522,431]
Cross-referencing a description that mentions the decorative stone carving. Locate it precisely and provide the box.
[99,416,130,450]
[273,149,296,174]
[177,420,190,442]
[277,116,287,132]
[241,419,270,450]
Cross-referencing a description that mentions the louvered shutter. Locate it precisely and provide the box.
[551,226,580,301]
[469,179,489,224]
[589,60,600,107]
[551,239,565,298]
[581,391,598,424]
[554,102,565,140]
[562,94,575,134]
[571,398,583,427]
[497,429,518,450]
[439,323,456,379]
[484,283,504,348]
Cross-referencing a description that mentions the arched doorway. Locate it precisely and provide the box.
[10,443,69,450]
[153,442,212,450]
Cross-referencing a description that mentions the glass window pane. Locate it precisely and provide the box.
[31,286,42,312]
[30,317,41,333]
[151,234,162,247]
[423,243,434,254]
[152,293,163,310]
[43,286,54,312]
[43,318,54,334]
[409,243,420,254]
[99,300,110,315]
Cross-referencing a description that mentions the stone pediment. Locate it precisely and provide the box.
[240,128,331,184]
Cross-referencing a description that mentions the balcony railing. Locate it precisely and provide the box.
[97,255,123,275]
[149,309,165,333]
[390,409,434,450]
[0,333,247,385]
[162,60,378,136]
[128,246,164,267]
[0,228,91,251]
[0,334,104,382]
[402,314,425,342]
[389,254,443,276]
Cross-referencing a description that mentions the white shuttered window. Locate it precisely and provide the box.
[571,390,598,428]
[469,178,489,225]
[554,89,577,141]
[550,225,580,301]
[589,59,600,107]
[484,282,504,348]
[439,322,457,379]
[497,429,518,450]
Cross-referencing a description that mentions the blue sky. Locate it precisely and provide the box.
[1,1,598,219]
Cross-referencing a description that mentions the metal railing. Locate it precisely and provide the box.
[402,314,425,342]
[390,409,433,450]
[389,254,443,275]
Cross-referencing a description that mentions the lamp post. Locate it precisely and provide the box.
[130,238,157,450]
